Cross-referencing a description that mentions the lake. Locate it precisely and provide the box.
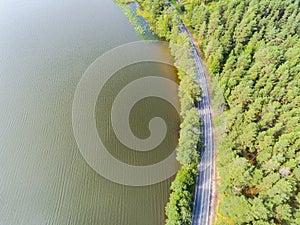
[0,0,179,224]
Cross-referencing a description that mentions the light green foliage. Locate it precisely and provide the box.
[165,164,198,225]
[176,108,201,165]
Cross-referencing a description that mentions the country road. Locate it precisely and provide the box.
[180,24,216,225]
[166,3,216,223]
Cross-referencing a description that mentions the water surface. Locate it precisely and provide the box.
[0,0,178,224]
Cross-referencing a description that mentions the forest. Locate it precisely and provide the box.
[179,0,300,224]
[117,0,300,224]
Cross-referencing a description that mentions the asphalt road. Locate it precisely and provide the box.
[180,24,215,225]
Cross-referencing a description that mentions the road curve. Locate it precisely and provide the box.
[180,24,216,225]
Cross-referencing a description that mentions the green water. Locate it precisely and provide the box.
[0,0,179,224]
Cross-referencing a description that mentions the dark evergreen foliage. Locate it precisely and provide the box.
[180,0,300,224]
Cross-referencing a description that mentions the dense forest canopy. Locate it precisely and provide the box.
[178,1,300,224]
[117,0,300,224]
